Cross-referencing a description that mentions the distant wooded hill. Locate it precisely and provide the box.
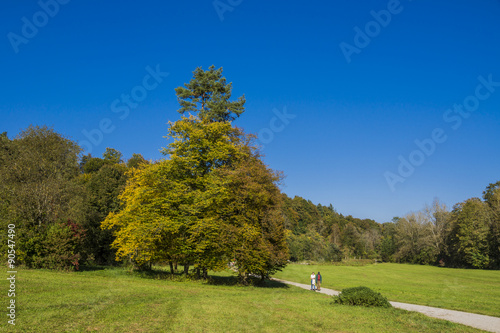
[281,189,500,270]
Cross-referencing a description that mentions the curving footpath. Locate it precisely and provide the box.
[272,278,500,333]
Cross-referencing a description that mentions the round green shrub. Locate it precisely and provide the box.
[333,286,392,308]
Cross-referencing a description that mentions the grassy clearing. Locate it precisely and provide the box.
[0,267,484,332]
[274,262,500,317]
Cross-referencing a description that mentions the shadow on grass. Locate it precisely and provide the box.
[132,268,185,280]
[77,265,108,272]
[123,267,290,289]
[206,275,289,289]
[83,265,290,288]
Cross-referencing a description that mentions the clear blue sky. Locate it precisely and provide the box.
[2,0,500,223]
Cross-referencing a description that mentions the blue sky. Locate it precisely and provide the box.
[2,0,500,222]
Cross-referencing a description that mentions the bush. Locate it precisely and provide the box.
[19,220,85,270]
[333,286,392,308]
[42,221,83,270]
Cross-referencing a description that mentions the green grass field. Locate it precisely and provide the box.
[274,262,500,317]
[0,266,486,332]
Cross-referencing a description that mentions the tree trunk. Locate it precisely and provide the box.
[238,273,248,285]
[183,264,189,275]
[169,261,174,274]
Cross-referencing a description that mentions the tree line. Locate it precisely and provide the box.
[283,187,499,269]
[1,66,498,274]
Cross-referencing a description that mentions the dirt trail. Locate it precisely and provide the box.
[272,278,500,333]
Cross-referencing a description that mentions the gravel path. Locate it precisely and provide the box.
[272,278,500,333]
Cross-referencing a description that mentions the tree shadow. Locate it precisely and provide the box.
[84,265,291,288]
[128,267,195,280]
[205,275,239,286]
[77,265,108,272]
[261,279,290,289]
[206,275,289,289]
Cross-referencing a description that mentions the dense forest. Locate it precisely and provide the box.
[1,67,498,273]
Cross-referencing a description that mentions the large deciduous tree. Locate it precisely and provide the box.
[209,153,288,281]
[0,126,85,269]
[483,181,500,268]
[423,199,450,261]
[393,213,429,264]
[445,198,491,268]
[103,117,288,279]
[392,200,451,265]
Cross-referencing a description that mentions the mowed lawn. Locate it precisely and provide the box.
[0,267,485,333]
[274,263,500,317]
